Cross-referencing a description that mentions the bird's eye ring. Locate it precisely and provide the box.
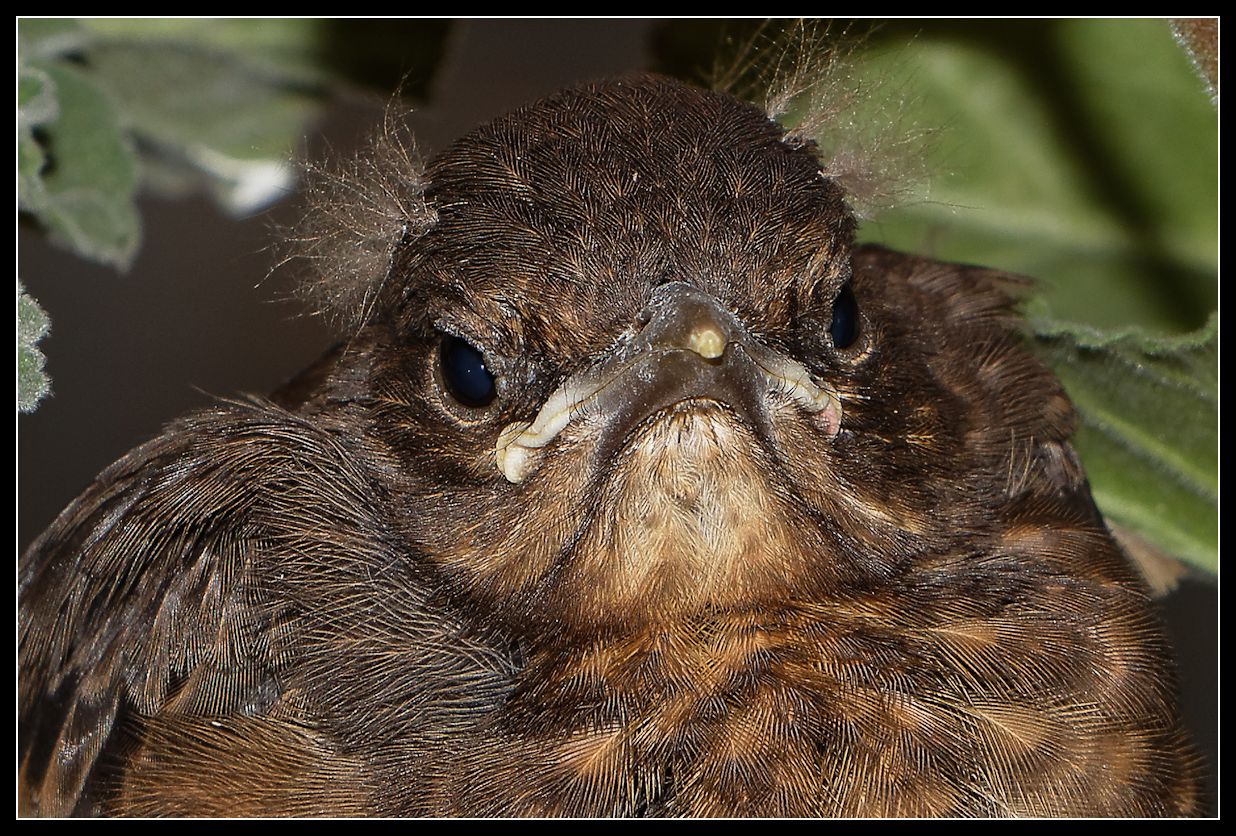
[829,281,860,350]
[438,335,497,408]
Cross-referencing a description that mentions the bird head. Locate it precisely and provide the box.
[295,75,1073,638]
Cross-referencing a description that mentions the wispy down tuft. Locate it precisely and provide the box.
[277,105,437,332]
[714,21,933,219]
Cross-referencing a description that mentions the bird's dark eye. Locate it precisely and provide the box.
[439,335,497,408]
[829,281,860,350]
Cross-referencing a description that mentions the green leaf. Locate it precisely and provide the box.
[853,20,1216,334]
[18,63,58,126]
[82,39,318,214]
[79,18,330,85]
[72,20,452,215]
[23,61,141,270]
[21,20,454,230]
[76,19,452,95]
[1032,317,1217,572]
[17,18,90,60]
[18,286,52,413]
[18,128,49,212]
[18,64,56,213]
[85,40,321,162]
[1053,21,1217,277]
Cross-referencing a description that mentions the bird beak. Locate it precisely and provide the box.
[496,283,842,484]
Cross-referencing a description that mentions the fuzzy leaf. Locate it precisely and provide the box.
[23,61,141,270]
[85,40,320,164]
[18,64,57,213]
[18,63,58,126]
[79,18,330,85]
[74,20,451,215]
[854,20,1216,334]
[81,39,317,214]
[18,287,52,412]
[1032,317,1217,572]
[17,18,90,60]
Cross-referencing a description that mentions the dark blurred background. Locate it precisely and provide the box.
[17,19,1216,807]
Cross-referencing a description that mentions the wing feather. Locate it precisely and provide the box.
[20,403,318,815]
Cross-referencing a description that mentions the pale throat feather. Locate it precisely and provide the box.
[575,404,811,615]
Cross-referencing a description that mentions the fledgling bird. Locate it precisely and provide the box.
[19,74,1202,817]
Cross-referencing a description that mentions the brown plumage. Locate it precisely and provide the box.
[19,75,1201,817]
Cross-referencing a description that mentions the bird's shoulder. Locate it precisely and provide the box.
[19,399,513,815]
